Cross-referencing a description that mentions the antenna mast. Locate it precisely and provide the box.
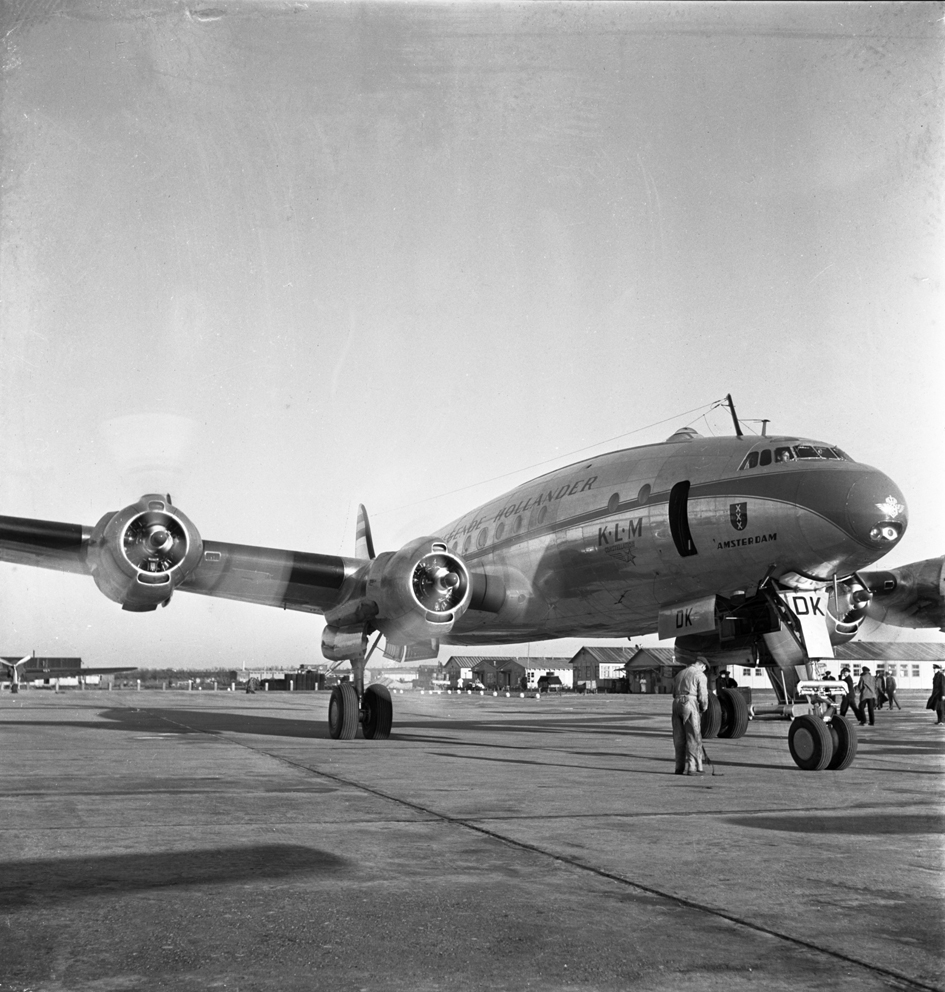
[725,394,743,437]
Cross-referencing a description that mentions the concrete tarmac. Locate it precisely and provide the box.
[1,688,942,992]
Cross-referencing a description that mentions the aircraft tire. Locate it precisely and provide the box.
[701,693,722,739]
[788,714,832,771]
[717,687,749,739]
[361,684,393,741]
[328,683,359,740]
[826,713,858,770]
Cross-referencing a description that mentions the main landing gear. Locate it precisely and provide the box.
[327,675,393,741]
[701,687,750,740]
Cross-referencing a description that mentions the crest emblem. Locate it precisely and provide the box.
[730,503,748,531]
[875,496,905,519]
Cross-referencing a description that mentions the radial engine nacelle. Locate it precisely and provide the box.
[364,536,473,643]
[87,494,203,612]
[321,536,475,656]
[862,555,945,631]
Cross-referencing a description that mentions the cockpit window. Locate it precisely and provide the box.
[739,444,851,470]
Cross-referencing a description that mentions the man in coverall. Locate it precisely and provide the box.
[672,657,709,775]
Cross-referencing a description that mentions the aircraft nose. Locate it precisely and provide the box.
[846,471,908,548]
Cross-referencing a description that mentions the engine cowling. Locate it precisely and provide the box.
[826,576,872,645]
[862,556,945,631]
[87,494,203,611]
[364,537,472,643]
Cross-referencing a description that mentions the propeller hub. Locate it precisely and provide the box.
[147,526,173,552]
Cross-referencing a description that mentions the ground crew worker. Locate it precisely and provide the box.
[672,657,709,775]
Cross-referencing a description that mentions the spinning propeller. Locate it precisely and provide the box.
[122,509,190,573]
[412,554,466,613]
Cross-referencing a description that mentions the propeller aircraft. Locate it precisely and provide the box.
[0,653,135,691]
[2,402,942,770]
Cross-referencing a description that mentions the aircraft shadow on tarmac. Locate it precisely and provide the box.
[9,708,337,740]
[9,707,669,743]
[724,811,944,836]
[0,844,350,910]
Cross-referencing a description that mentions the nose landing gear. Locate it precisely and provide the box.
[786,681,859,770]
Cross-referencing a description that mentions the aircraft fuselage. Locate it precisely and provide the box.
[438,430,907,644]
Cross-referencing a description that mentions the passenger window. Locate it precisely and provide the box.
[513,515,523,534]
[477,528,489,549]
[759,449,772,466]
[463,535,472,553]
[495,522,505,541]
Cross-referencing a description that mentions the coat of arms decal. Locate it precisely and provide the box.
[730,502,748,531]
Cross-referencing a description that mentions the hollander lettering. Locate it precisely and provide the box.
[490,476,598,524]
[717,532,777,550]
[447,475,598,542]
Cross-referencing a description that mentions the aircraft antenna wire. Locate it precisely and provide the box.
[376,399,728,517]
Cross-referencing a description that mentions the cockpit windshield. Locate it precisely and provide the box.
[738,444,851,471]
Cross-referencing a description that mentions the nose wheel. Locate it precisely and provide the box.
[327,682,393,740]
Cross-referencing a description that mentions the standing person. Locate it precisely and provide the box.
[672,657,709,776]
[717,669,738,689]
[927,664,945,724]
[885,669,901,711]
[839,667,858,720]
[857,666,877,726]
[875,668,888,710]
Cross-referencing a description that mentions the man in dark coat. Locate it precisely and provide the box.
[885,670,901,711]
[839,667,858,720]
[857,666,877,726]
[928,664,945,724]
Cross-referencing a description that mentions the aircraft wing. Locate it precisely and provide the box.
[179,540,360,614]
[0,516,92,576]
[66,666,138,676]
[0,497,486,648]
[0,511,364,615]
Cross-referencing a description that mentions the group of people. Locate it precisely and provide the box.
[670,656,945,775]
[838,665,900,725]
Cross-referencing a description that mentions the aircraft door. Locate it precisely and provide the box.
[669,480,698,557]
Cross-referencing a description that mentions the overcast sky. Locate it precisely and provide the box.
[1,1,942,670]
